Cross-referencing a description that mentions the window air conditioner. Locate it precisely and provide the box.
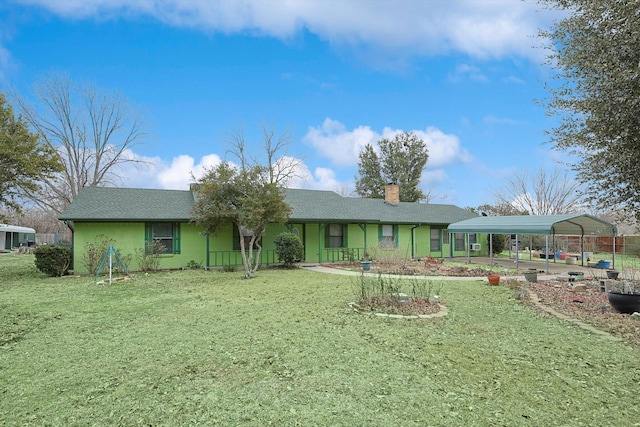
[470,243,481,251]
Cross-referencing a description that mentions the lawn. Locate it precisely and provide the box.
[1,253,639,426]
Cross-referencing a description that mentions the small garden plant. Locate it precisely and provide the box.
[352,272,442,315]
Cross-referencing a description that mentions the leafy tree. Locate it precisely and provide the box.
[487,234,506,256]
[354,131,429,202]
[191,162,292,278]
[493,168,583,215]
[13,71,147,214]
[0,93,62,214]
[539,1,640,221]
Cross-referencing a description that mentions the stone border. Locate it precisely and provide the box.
[348,302,448,320]
[526,290,622,342]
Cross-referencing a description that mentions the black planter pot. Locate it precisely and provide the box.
[607,291,640,314]
[606,270,619,280]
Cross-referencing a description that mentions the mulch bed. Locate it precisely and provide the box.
[353,296,441,316]
[524,280,640,347]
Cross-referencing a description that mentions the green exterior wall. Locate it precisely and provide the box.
[70,220,487,273]
[72,222,207,274]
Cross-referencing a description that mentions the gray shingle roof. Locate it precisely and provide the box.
[285,189,476,224]
[58,187,196,221]
[59,186,477,225]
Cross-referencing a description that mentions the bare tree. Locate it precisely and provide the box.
[225,125,303,186]
[494,168,584,215]
[13,71,147,213]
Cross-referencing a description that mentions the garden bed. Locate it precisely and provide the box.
[524,279,640,347]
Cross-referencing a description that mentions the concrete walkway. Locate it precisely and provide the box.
[300,263,485,281]
[300,260,572,282]
[300,252,617,281]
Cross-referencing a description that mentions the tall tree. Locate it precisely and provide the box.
[190,162,291,278]
[0,93,62,215]
[539,0,640,221]
[225,125,302,186]
[494,168,583,215]
[354,131,429,202]
[13,71,147,213]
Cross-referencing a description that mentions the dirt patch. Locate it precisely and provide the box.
[524,280,640,347]
[331,258,504,277]
[351,296,442,316]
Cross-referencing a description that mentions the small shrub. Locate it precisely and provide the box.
[135,240,165,272]
[274,232,304,268]
[221,264,237,273]
[186,260,202,269]
[33,244,72,277]
[82,234,116,275]
[83,235,131,276]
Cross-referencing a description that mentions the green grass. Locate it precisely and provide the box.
[1,253,639,426]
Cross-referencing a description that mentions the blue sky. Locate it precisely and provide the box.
[0,0,565,208]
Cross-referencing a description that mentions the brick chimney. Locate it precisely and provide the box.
[384,183,400,205]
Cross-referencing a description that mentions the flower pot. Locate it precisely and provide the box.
[596,260,611,269]
[523,271,538,283]
[607,291,640,314]
[606,270,619,280]
[487,274,500,286]
[360,260,372,271]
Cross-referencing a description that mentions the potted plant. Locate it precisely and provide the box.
[487,274,500,286]
[606,270,619,280]
[607,273,640,314]
[360,252,372,271]
[523,269,538,283]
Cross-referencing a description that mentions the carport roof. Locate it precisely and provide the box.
[447,214,617,236]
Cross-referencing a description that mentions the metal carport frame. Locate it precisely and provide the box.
[447,214,617,273]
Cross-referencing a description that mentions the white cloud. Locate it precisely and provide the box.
[304,118,472,170]
[412,127,473,169]
[448,63,488,83]
[156,153,222,189]
[14,0,561,61]
[284,161,348,193]
[303,118,377,167]
[503,75,526,85]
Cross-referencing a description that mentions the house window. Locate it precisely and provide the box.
[145,222,180,254]
[325,224,345,248]
[430,228,441,251]
[443,231,450,244]
[469,233,477,244]
[233,226,261,251]
[379,224,396,248]
[454,233,465,251]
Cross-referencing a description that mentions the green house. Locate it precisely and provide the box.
[59,185,481,274]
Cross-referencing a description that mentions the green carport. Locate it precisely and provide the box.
[447,214,618,273]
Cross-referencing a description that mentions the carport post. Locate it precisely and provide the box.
[489,234,493,266]
[545,235,550,273]
[612,236,616,269]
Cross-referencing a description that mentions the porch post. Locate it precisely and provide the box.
[205,232,210,270]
